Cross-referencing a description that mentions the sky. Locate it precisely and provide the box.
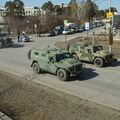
[0,0,120,12]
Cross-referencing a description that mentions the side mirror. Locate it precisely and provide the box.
[49,56,54,63]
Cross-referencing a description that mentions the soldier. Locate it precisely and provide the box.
[17,30,20,42]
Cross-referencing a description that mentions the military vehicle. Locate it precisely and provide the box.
[0,33,12,48]
[68,43,113,67]
[28,48,84,81]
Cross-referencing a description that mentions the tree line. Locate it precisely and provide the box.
[3,0,118,34]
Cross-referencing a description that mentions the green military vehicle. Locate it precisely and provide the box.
[0,33,12,48]
[28,48,84,81]
[68,43,113,67]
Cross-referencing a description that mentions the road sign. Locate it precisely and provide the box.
[64,20,68,25]
[113,27,117,35]
[85,22,90,30]
[107,12,113,18]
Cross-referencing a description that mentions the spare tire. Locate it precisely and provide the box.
[27,49,31,59]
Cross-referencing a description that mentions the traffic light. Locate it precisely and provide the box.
[112,27,117,36]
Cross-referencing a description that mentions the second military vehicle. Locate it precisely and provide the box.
[68,43,113,67]
[28,48,84,81]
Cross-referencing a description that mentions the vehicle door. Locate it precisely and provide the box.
[79,47,92,61]
[45,55,57,74]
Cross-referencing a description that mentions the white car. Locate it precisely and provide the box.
[62,29,73,35]
[19,35,30,42]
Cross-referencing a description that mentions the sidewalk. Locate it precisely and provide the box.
[0,112,12,120]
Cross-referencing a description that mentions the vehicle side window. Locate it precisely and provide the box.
[41,53,46,57]
[73,45,79,51]
[80,46,84,52]
[87,49,92,54]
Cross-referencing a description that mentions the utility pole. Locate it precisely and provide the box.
[109,0,111,14]
[109,0,112,53]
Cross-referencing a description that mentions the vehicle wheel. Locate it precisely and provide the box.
[72,54,79,60]
[32,62,41,74]
[94,58,104,67]
[0,42,3,48]
[57,69,68,81]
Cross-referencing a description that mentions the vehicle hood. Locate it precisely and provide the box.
[56,58,81,68]
[94,50,112,57]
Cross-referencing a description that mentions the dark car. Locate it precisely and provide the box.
[47,31,56,37]
[0,33,13,48]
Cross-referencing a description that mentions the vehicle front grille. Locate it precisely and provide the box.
[105,54,113,62]
[74,65,82,72]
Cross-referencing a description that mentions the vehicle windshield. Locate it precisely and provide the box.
[55,53,71,62]
[93,46,103,52]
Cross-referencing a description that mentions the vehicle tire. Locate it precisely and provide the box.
[57,69,68,81]
[94,58,104,67]
[0,42,3,48]
[32,62,41,74]
[72,54,79,60]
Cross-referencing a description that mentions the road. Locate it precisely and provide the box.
[0,26,120,110]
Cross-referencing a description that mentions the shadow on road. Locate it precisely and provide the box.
[68,68,99,82]
[106,60,120,67]
[12,43,24,48]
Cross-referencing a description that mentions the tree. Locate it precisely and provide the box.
[4,0,25,33]
[13,0,25,17]
[54,5,63,15]
[81,0,98,21]
[69,0,79,19]
[5,0,25,18]
[42,1,54,13]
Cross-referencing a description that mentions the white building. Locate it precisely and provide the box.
[24,7,40,16]
[0,6,5,17]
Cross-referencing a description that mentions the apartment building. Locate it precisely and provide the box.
[24,7,40,16]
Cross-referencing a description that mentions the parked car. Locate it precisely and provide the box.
[62,28,74,35]
[53,29,63,35]
[55,26,64,34]
[19,35,30,42]
[75,26,84,32]
[0,32,13,48]
[47,31,56,37]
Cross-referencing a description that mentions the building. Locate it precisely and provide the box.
[0,6,5,17]
[24,7,40,16]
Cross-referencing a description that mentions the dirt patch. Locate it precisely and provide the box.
[54,36,120,58]
[0,70,120,120]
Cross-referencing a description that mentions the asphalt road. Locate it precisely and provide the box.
[0,26,120,110]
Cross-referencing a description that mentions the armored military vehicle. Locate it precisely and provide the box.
[0,33,12,48]
[28,48,84,81]
[68,43,113,67]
